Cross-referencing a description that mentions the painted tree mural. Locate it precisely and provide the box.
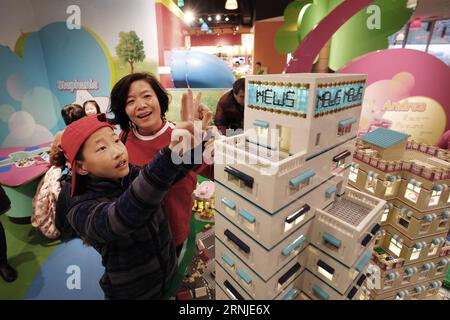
[116,31,145,73]
[275,0,414,71]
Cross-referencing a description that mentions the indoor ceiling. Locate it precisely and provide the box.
[414,0,450,20]
[179,0,450,32]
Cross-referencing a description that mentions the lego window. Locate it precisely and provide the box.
[228,173,240,186]
[374,231,383,246]
[277,125,292,155]
[384,274,395,288]
[410,248,421,261]
[388,237,403,257]
[311,284,329,300]
[436,265,446,274]
[332,151,351,175]
[222,254,236,272]
[289,178,311,195]
[223,280,244,300]
[315,133,321,146]
[278,263,301,291]
[221,197,237,217]
[381,207,390,222]
[428,243,439,256]
[397,208,411,230]
[332,159,346,175]
[404,182,421,203]
[225,167,254,194]
[236,269,253,289]
[255,126,268,138]
[242,219,255,233]
[349,166,358,182]
[337,124,353,136]
[284,205,309,232]
[365,175,377,193]
[317,260,334,281]
[239,180,253,193]
[282,235,305,258]
[239,209,256,233]
[419,222,431,233]
[385,181,397,196]
[438,218,448,229]
[428,190,442,207]
[322,232,341,252]
[398,217,410,230]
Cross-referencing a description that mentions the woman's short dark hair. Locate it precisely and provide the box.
[82,100,101,114]
[232,77,245,95]
[61,104,86,125]
[108,72,170,132]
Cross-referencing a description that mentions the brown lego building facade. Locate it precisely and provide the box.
[348,128,450,300]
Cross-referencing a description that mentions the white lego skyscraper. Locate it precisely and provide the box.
[214,73,386,300]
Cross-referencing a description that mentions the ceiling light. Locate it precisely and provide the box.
[225,17,230,22]
[225,0,238,10]
[216,14,221,21]
[207,16,212,21]
[184,11,195,24]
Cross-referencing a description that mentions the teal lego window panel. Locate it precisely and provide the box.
[222,253,235,268]
[282,235,306,256]
[289,169,316,187]
[221,197,236,210]
[282,288,298,300]
[253,120,269,128]
[322,232,342,249]
[355,251,372,273]
[239,209,256,223]
[312,284,329,300]
[338,117,357,128]
[325,186,337,197]
[237,269,252,285]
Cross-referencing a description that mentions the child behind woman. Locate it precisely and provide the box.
[83,100,101,116]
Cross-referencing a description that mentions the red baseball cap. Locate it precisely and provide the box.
[61,114,116,195]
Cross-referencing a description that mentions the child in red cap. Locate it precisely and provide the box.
[56,113,208,299]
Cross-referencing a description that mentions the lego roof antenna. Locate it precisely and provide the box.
[361,128,410,149]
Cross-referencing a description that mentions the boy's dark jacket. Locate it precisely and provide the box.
[56,147,193,300]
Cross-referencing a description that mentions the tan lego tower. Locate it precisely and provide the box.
[348,128,450,300]
[213,74,387,300]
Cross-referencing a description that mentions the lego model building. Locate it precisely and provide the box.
[348,128,450,300]
[213,73,386,300]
